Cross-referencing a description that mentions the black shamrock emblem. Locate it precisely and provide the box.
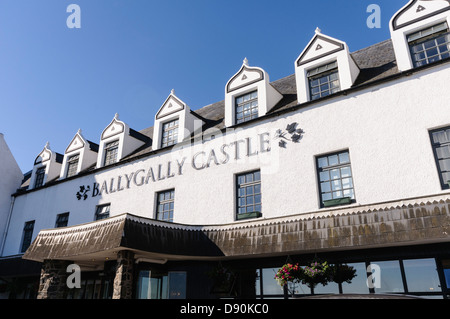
[76,185,90,201]
[274,122,304,147]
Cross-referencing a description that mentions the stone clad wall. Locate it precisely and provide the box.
[37,260,72,299]
[112,250,134,299]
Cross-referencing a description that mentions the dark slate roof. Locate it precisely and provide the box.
[122,39,399,162]
[18,39,406,190]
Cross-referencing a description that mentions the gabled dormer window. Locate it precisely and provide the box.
[295,28,359,104]
[97,114,149,168]
[390,0,450,71]
[307,61,340,101]
[60,129,98,179]
[153,90,203,151]
[224,58,282,127]
[408,22,450,67]
[161,118,179,148]
[235,91,258,124]
[30,142,63,189]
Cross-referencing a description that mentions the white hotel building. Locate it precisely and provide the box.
[1,0,450,299]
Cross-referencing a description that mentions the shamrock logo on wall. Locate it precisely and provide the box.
[275,122,304,148]
[76,185,90,201]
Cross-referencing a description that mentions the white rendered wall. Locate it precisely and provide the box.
[0,134,23,252]
[2,64,450,256]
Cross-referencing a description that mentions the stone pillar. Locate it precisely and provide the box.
[37,259,72,299]
[112,250,134,299]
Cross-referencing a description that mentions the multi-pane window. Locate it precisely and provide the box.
[103,140,119,166]
[317,150,355,207]
[308,61,340,101]
[161,119,179,148]
[430,126,450,189]
[95,204,110,221]
[66,154,79,178]
[235,91,258,124]
[236,170,262,220]
[409,22,450,68]
[55,212,69,228]
[34,167,46,188]
[156,189,175,222]
[21,221,35,253]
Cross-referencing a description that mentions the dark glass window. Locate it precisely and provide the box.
[369,261,404,294]
[55,212,69,228]
[21,221,35,253]
[66,154,79,178]
[95,204,110,221]
[34,167,46,188]
[409,22,450,68]
[317,150,355,207]
[403,258,441,293]
[103,140,119,166]
[161,119,179,148]
[430,126,450,189]
[156,189,175,222]
[308,61,340,101]
[235,91,258,124]
[236,170,262,220]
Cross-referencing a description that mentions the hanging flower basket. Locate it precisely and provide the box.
[274,263,303,287]
[301,261,330,290]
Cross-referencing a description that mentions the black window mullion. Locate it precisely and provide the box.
[156,189,175,222]
[429,126,450,189]
[317,150,355,207]
[236,170,261,220]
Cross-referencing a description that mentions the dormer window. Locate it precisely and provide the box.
[66,154,79,178]
[224,58,282,127]
[389,0,450,72]
[103,140,119,166]
[295,28,359,104]
[161,118,179,148]
[408,22,450,67]
[152,90,203,151]
[60,129,99,179]
[307,61,340,101]
[29,142,63,189]
[34,167,46,188]
[96,114,149,168]
[235,91,258,124]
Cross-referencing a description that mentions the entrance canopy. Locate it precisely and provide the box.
[22,195,450,270]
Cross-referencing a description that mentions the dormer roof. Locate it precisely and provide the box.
[65,129,99,154]
[296,28,346,67]
[34,142,63,165]
[156,89,187,120]
[226,58,265,93]
[391,0,450,31]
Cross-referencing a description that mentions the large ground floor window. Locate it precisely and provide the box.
[254,257,447,299]
[136,269,186,299]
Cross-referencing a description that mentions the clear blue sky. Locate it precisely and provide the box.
[0,0,406,173]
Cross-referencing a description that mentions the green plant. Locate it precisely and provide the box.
[329,264,357,285]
